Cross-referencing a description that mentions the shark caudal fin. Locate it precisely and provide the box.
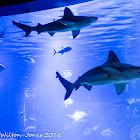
[53,49,57,56]
[12,21,32,37]
[56,72,74,100]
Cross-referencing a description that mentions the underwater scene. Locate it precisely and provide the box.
[0,0,140,139]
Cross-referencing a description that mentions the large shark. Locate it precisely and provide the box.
[56,50,140,100]
[12,7,98,38]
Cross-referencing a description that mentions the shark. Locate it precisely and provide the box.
[56,50,140,100]
[53,47,72,55]
[12,7,98,38]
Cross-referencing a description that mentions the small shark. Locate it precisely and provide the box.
[0,64,5,72]
[53,47,72,55]
[12,7,98,38]
[56,50,140,100]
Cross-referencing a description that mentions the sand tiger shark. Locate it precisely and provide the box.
[56,50,140,100]
[12,7,98,38]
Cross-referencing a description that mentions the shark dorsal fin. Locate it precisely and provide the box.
[37,23,41,26]
[106,50,120,64]
[63,7,74,20]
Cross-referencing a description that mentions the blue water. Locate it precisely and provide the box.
[0,0,140,139]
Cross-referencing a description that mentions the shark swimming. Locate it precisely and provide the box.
[53,47,72,55]
[12,7,98,38]
[56,50,140,100]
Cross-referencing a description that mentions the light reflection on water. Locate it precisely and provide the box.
[0,0,140,139]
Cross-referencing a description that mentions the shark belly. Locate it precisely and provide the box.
[80,71,136,86]
[33,21,69,33]
[68,23,87,31]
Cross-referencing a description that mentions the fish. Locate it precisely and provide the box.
[64,98,73,108]
[64,110,87,123]
[12,7,98,38]
[56,50,140,100]
[0,31,5,38]
[83,125,101,136]
[19,55,35,63]
[53,47,72,55]
[0,64,5,72]
[101,128,116,137]
[130,124,140,139]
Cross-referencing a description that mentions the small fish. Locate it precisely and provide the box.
[92,124,101,131]
[64,110,87,123]
[101,128,116,137]
[19,55,35,64]
[53,47,72,56]
[64,98,73,108]
[28,117,37,121]
[83,125,101,136]
[26,126,36,131]
[0,64,5,72]
[0,31,5,38]
[18,111,25,115]
[130,124,140,139]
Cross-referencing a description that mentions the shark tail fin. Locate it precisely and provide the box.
[12,21,32,37]
[56,72,74,100]
[53,49,56,56]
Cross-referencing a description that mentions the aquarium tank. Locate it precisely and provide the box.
[0,0,140,140]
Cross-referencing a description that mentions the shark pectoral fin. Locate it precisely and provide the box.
[48,32,55,36]
[25,31,31,37]
[83,85,92,91]
[102,67,121,76]
[72,30,80,39]
[114,83,127,95]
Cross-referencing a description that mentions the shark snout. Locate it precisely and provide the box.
[92,17,98,22]
[87,16,98,23]
[95,17,98,21]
